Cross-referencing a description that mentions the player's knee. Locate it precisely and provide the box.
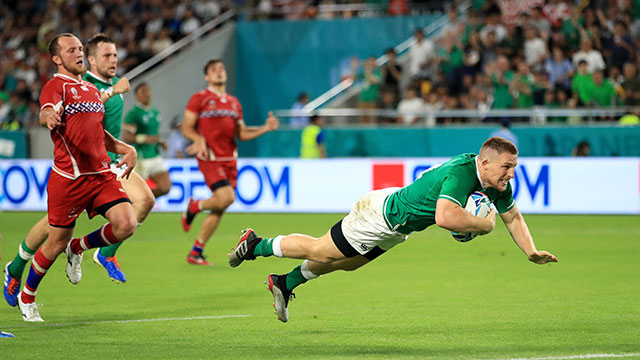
[220,192,235,209]
[112,217,137,240]
[156,185,171,197]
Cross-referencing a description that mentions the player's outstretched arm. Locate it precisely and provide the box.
[104,130,137,179]
[435,198,496,234]
[236,111,279,141]
[39,104,64,130]
[500,204,558,264]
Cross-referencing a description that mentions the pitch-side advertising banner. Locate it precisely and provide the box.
[1,158,638,214]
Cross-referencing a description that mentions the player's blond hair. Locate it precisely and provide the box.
[479,137,518,158]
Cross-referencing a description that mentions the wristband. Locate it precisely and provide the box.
[135,134,148,144]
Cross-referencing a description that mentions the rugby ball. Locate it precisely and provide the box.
[451,191,492,242]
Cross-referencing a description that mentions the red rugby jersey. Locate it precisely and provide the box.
[186,88,242,161]
[40,73,111,179]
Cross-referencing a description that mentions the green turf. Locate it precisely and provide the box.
[0,212,638,359]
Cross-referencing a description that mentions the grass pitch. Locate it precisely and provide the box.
[0,211,638,359]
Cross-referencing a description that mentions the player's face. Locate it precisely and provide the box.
[205,62,227,86]
[92,42,118,79]
[54,36,87,76]
[136,85,151,105]
[484,152,517,192]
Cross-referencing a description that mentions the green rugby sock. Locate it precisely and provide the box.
[253,238,275,257]
[8,240,37,279]
[285,265,307,291]
[99,242,123,257]
[285,260,319,292]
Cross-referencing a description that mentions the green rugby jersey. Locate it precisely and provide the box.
[83,71,124,162]
[383,153,515,235]
[124,103,161,159]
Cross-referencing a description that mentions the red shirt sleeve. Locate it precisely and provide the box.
[39,79,63,110]
[185,92,201,114]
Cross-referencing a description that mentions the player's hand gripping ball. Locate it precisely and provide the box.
[451,191,492,242]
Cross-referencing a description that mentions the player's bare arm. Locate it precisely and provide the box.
[122,123,162,146]
[104,130,137,179]
[236,111,279,141]
[182,109,208,159]
[500,204,558,264]
[100,77,130,103]
[435,198,496,234]
[39,105,63,130]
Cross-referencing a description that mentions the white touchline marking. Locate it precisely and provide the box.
[496,353,640,360]
[8,314,251,328]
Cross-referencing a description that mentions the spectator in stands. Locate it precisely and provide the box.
[572,60,594,107]
[606,20,635,71]
[480,11,507,44]
[437,36,464,94]
[497,24,522,59]
[621,62,640,105]
[300,115,326,159]
[572,140,590,156]
[356,56,381,124]
[588,69,617,108]
[464,32,484,76]
[381,48,402,97]
[511,62,534,109]
[490,56,514,109]
[573,37,606,74]
[561,4,583,53]
[530,6,551,40]
[481,30,500,71]
[523,27,547,72]
[407,28,434,80]
[180,8,202,35]
[290,92,310,128]
[545,46,574,92]
[397,87,423,125]
[376,87,397,124]
[441,7,462,39]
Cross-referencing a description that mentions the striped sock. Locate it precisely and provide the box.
[20,250,55,304]
[189,238,205,256]
[8,240,37,279]
[69,223,119,254]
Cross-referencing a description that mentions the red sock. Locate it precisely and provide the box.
[189,238,205,256]
[21,250,55,303]
[70,223,118,254]
[189,200,201,214]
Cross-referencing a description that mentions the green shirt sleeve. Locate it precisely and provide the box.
[438,167,476,207]
[493,183,516,213]
[124,108,139,128]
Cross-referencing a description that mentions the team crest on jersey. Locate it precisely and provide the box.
[70,88,78,95]
[208,100,215,106]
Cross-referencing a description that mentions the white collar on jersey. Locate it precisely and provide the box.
[54,73,83,83]
[474,155,487,189]
[207,86,228,97]
[85,70,112,84]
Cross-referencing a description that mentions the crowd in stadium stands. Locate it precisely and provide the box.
[0,0,229,130]
[350,0,640,125]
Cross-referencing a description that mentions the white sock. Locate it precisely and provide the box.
[300,260,319,280]
[272,235,284,258]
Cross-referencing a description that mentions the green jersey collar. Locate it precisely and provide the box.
[474,155,486,189]
[85,71,112,86]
